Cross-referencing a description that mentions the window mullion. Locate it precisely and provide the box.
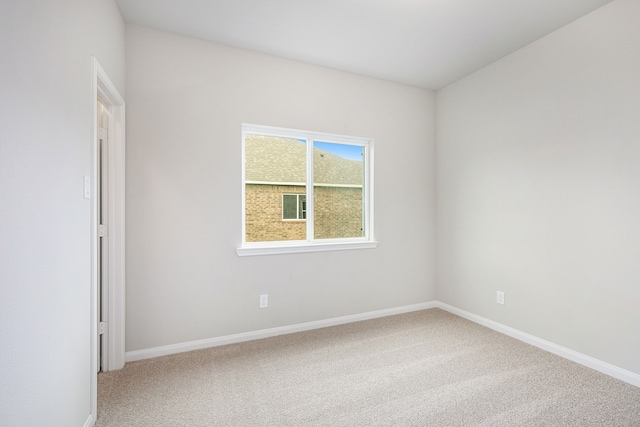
[306,138,314,242]
[296,194,300,220]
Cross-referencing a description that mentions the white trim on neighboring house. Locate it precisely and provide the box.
[313,183,363,188]
[90,56,126,425]
[246,180,362,188]
[245,180,306,186]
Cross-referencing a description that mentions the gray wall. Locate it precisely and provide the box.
[125,26,437,352]
[0,0,125,425]
[437,0,640,375]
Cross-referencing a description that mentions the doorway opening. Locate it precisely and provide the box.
[91,57,125,422]
[97,97,111,372]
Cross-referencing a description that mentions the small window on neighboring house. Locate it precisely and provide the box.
[239,124,377,256]
[282,194,306,220]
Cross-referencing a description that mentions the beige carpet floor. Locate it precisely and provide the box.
[96,308,640,426]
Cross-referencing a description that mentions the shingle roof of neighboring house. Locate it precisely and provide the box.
[245,135,363,186]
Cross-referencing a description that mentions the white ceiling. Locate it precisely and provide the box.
[114,0,613,90]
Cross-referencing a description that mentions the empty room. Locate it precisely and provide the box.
[1,0,639,426]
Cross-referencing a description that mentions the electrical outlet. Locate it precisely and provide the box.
[497,291,505,305]
[259,294,268,308]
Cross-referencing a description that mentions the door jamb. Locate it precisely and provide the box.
[90,56,125,421]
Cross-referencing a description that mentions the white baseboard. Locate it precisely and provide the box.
[125,301,437,363]
[124,300,639,388]
[83,414,94,427]
[435,302,640,388]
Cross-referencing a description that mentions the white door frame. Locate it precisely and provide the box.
[90,56,125,422]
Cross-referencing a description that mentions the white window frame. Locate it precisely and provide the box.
[238,123,377,256]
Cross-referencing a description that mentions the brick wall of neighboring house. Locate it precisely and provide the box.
[245,184,306,242]
[314,186,363,239]
[245,184,363,242]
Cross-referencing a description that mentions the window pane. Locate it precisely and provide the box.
[282,194,297,219]
[299,195,306,219]
[245,134,306,242]
[313,142,364,239]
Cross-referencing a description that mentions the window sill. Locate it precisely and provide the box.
[236,240,378,257]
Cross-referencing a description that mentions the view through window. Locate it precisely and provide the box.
[243,125,372,248]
